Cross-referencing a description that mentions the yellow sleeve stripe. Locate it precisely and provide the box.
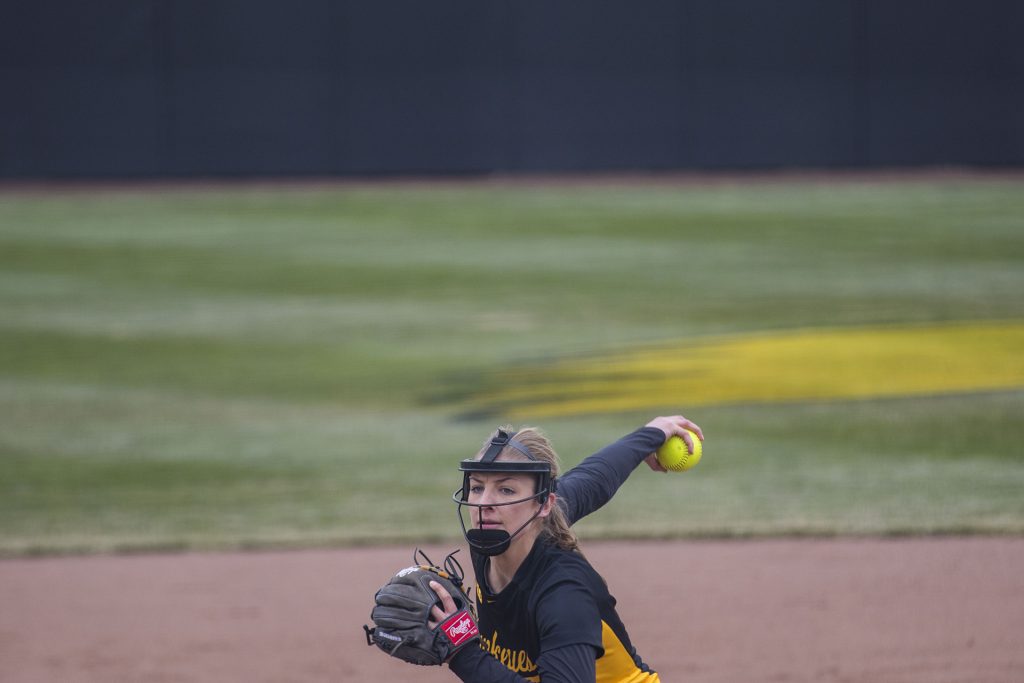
[596,621,660,683]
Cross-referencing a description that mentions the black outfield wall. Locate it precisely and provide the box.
[2,0,1021,178]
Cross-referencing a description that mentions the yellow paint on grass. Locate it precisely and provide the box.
[470,321,1024,419]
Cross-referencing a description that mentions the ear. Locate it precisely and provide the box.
[537,493,556,519]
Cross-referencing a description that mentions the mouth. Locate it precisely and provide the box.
[477,520,502,530]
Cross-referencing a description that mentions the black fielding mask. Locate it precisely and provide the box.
[452,430,557,556]
[464,528,512,557]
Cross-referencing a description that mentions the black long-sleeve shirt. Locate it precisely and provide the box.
[449,427,665,683]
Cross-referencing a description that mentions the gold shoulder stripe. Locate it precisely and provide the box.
[596,621,659,683]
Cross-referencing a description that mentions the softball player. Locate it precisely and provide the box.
[429,415,703,682]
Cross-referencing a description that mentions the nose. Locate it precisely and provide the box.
[476,487,497,507]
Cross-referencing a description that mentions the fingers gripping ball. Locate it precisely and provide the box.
[656,430,702,471]
[364,550,479,666]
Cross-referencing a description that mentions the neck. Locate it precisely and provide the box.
[487,527,538,593]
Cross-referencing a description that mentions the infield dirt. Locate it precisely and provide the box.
[2,537,1023,683]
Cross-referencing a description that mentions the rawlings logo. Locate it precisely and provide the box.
[395,566,419,578]
[441,611,479,646]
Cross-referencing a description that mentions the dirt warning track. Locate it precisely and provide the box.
[2,537,1023,683]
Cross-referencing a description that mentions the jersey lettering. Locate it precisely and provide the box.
[479,629,536,675]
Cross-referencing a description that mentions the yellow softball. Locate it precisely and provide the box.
[656,431,702,471]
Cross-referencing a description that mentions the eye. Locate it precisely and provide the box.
[500,487,516,496]
[469,484,484,495]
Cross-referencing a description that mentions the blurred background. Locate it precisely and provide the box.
[1,0,1023,557]
[3,0,1022,178]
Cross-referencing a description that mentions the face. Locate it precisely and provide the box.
[466,471,550,539]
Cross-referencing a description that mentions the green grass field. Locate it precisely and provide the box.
[2,174,1023,555]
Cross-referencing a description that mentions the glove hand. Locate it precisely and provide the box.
[427,579,459,629]
[365,550,480,666]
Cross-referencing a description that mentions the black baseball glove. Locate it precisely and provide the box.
[364,549,479,666]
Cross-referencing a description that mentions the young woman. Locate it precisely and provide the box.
[429,415,703,682]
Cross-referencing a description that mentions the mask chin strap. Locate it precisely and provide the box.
[465,527,511,557]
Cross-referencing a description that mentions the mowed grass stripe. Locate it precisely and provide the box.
[468,321,1024,418]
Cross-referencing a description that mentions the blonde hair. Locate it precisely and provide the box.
[476,425,581,553]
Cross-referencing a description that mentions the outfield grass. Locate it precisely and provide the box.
[1,174,1022,555]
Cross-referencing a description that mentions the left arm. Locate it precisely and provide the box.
[431,580,602,683]
[448,644,597,683]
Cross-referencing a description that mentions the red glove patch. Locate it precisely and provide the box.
[442,609,479,647]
